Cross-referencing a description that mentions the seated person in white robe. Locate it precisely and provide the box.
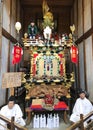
[0,96,25,130]
[70,90,93,128]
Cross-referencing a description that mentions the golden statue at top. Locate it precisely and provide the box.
[42,0,54,29]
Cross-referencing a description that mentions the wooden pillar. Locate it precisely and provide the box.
[0,1,3,75]
[10,116,15,130]
[73,0,79,93]
[10,88,15,96]
[5,0,12,104]
[80,114,85,130]
[82,0,87,91]
[91,0,93,59]
[30,46,34,81]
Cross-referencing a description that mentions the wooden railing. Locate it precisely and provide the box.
[0,114,27,130]
[66,111,93,130]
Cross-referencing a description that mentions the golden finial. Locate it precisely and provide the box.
[24,33,28,39]
[70,24,75,34]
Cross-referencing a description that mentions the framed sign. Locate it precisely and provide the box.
[2,72,22,88]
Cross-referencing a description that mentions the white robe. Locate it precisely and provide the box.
[70,97,93,123]
[0,104,25,130]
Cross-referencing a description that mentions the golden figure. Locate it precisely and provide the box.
[42,0,54,29]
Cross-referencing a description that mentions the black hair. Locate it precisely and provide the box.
[8,96,16,104]
[78,90,89,98]
[31,19,35,23]
[79,90,85,95]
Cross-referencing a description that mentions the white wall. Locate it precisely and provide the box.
[0,37,9,105]
[72,0,93,100]
[0,0,21,105]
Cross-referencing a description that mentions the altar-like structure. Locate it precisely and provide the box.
[22,32,77,125]
[22,31,75,100]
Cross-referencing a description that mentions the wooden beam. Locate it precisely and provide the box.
[22,5,72,10]
[2,28,23,46]
[75,26,93,44]
[21,0,74,6]
[2,28,17,43]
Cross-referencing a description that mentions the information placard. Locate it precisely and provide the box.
[2,72,22,88]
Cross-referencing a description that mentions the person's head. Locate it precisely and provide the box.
[79,90,86,99]
[8,96,16,109]
[30,20,35,26]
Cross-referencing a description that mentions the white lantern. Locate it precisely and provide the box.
[15,22,21,33]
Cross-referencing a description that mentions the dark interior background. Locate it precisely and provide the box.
[20,0,74,35]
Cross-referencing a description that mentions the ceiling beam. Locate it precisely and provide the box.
[23,5,71,11]
[20,0,74,6]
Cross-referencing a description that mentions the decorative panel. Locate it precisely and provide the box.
[32,52,65,77]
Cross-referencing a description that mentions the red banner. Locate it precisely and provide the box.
[12,46,23,64]
[70,45,78,64]
[32,53,38,76]
[58,54,64,76]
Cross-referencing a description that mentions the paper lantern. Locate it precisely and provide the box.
[70,45,78,64]
[15,22,21,33]
[12,46,23,64]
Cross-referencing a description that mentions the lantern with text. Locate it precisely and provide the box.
[12,46,23,64]
[70,45,78,64]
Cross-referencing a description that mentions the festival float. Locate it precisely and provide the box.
[22,0,78,126]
